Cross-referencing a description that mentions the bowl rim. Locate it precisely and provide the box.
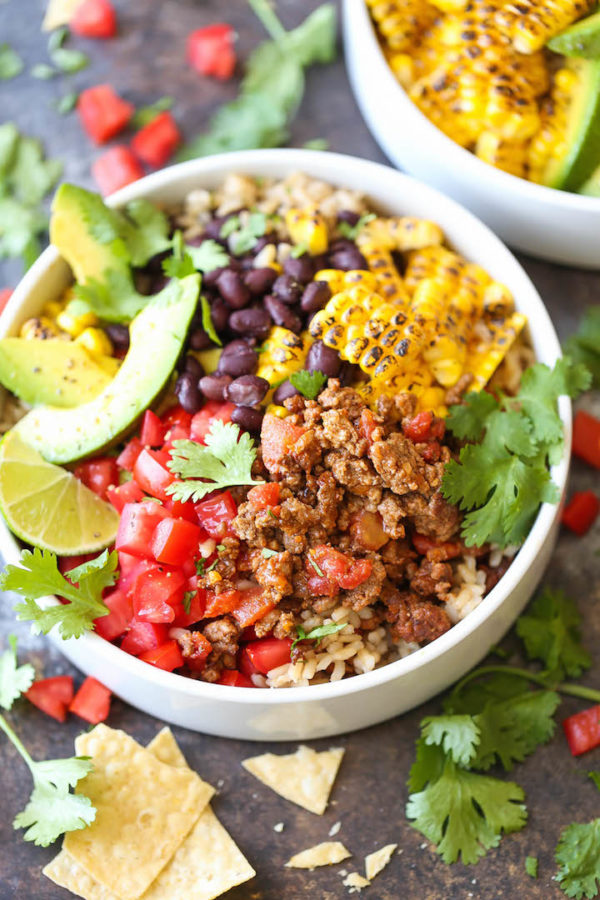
[0,147,571,707]
[344,0,600,212]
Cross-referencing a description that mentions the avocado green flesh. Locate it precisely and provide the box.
[548,9,600,59]
[0,338,114,407]
[15,275,200,464]
[542,59,600,191]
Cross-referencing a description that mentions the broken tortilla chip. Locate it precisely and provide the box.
[343,872,370,892]
[242,744,344,815]
[365,843,397,880]
[42,0,81,30]
[286,841,351,869]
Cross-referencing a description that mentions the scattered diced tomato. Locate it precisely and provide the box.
[563,705,600,756]
[115,500,169,558]
[310,545,373,590]
[339,558,372,589]
[74,456,119,501]
[187,23,236,80]
[117,437,143,472]
[92,146,143,196]
[69,676,112,724]
[171,588,207,627]
[0,288,13,314]
[78,85,134,144]
[93,588,132,641]
[133,448,175,501]
[120,621,168,656]
[195,490,237,539]
[217,669,254,687]
[190,401,235,443]
[139,640,184,671]
[239,646,261,678]
[117,550,143,591]
[403,410,445,443]
[162,406,193,431]
[107,479,144,513]
[164,497,199,523]
[151,517,202,566]
[260,414,306,475]
[412,533,462,560]
[231,586,277,628]
[131,111,181,168]
[140,410,167,447]
[561,490,600,536]
[204,588,241,618]
[245,637,293,675]
[358,409,377,444]
[25,676,74,723]
[307,573,338,596]
[350,510,388,551]
[247,482,280,509]
[71,0,117,38]
[131,561,186,622]
[573,410,600,469]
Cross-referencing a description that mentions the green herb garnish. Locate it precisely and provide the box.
[0,43,24,80]
[167,421,259,502]
[555,820,600,899]
[132,96,174,128]
[186,239,229,273]
[337,212,375,240]
[221,211,268,255]
[564,305,600,389]
[261,548,279,559]
[31,63,58,80]
[291,622,345,650]
[48,26,89,74]
[289,369,327,400]
[525,856,538,879]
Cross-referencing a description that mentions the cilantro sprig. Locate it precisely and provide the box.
[0,638,95,846]
[167,420,260,502]
[442,358,590,547]
[337,212,375,240]
[290,369,327,400]
[0,548,117,640]
[291,622,346,650]
[564,305,600,389]
[0,43,24,80]
[556,820,600,899]
[220,211,268,255]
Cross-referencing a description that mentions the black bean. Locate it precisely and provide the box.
[202,266,227,288]
[175,372,203,413]
[263,294,302,333]
[189,327,213,351]
[272,274,302,305]
[218,339,258,377]
[300,280,331,313]
[202,217,227,241]
[340,361,359,386]
[337,209,361,227]
[229,307,272,338]
[226,375,269,406]
[330,247,368,271]
[216,269,251,309]
[210,298,230,333]
[199,374,232,401]
[283,254,316,284]
[231,405,264,433]
[244,267,277,296]
[183,354,204,380]
[273,380,300,404]
[150,274,169,294]
[330,238,356,253]
[251,234,276,255]
[104,323,130,352]
[306,340,341,377]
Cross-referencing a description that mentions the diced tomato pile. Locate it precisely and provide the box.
[25,674,112,724]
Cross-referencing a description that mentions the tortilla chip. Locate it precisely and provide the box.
[286,841,351,869]
[146,727,188,769]
[64,725,213,900]
[343,872,370,892]
[242,744,344,815]
[42,0,80,30]
[44,850,117,900]
[365,843,397,880]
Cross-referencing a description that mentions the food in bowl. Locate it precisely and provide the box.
[366,0,600,193]
[0,171,581,690]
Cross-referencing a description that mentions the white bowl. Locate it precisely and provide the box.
[343,0,600,269]
[0,149,570,740]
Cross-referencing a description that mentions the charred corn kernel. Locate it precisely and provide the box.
[419,385,448,415]
[56,307,98,338]
[465,312,528,388]
[366,0,437,52]
[42,299,65,319]
[256,326,307,385]
[430,0,467,10]
[359,216,444,253]
[265,404,288,418]
[361,245,409,303]
[495,0,595,53]
[285,208,329,255]
[19,316,60,340]
[528,66,579,184]
[75,327,113,358]
[314,268,346,293]
[423,337,466,387]
[207,570,222,585]
[342,269,378,291]
[387,52,415,89]
[483,281,514,316]
[253,242,281,271]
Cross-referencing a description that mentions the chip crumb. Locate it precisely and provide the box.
[420,842,427,850]
[365,843,397,881]
[42,0,81,29]
[285,841,351,869]
[217,779,225,789]
[273,822,285,833]
[329,820,341,837]
[242,745,344,815]
[343,872,370,893]
[339,869,348,877]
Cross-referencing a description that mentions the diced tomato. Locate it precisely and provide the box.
[69,677,112,724]
[403,410,433,442]
[163,496,199,523]
[239,647,261,678]
[151,517,202,566]
[307,573,338,596]
[107,479,144,513]
[71,0,117,38]
[260,414,306,475]
[177,632,212,672]
[350,510,388,551]
[120,621,168,656]
[309,545,372,590]
[247,482,280,509]
[421,440,442,463]
[117,437,143,472]
[563,705,600,756]
[359,409,377,444]
[339,559,373,589]
[162,406,193,432]
[187,24,236,80]
[93,588,132,641]
[74,456,119,501]
[171,588,207,627]
[131,111,181,168]
[561,490,599,536]
[195,490,237,539]
[245,637,293,675]
[190,401,235,443]
[116,500,169,558]
[117,550,143,590]
[139,640,184,671]
[25,676,74,723]
[573,410,600,469]
[217,670,254,687]
[130,561,186,623]
[412,533,463,560]
[140,410,167,447]
[78,85,134,144]
[204,588,241,618]
[59,553,95,577]
[0,288,13,313]
[133,448,175,501]
[231,586,278,628]
[92,146,143,196]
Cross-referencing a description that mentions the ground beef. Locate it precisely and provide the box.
[411,491,461,542]
[409,558,453,599]
[202,616,241,657]
[369,433,431,495]
[444,372,474,407]
[342,556,387,611]
[382,587,452,644]
[254,550,294,596]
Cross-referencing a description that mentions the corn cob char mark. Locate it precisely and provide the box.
[495,0,596,54]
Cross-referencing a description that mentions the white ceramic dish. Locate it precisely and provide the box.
[0,149,569,740]
[343,0,600,269]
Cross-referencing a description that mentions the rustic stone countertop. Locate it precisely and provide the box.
[0,2,599,898]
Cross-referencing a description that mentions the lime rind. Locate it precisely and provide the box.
[548,10,600,59]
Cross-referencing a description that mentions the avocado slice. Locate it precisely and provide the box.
[540,59,600,191]
[0,338,116,407]
[15,274,200,463]
[548,9,600,59]
[578,161,600,194]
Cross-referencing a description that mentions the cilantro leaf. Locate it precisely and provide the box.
[291,622,345,650]
[555,819,600,899]
[0,635,34,711]
[516,588,591,679]
[75,267,187,324]
[13,778,95,847]
[167,421,260,502]
[526,856,538,878]
[162,231,195,279]
[407,738,447,793]
[338,212,376,240]
[200,295,222,346]
[121,199,173,267]
[420,715,480,767]
[222,211,268,255]
[406,756,527,865]
[0,43,24,80]
[132,96,174,128]
[54,91,79,115]
[564,306,600,389]
[1,547,117,640]
[48,26,89,74]
[302,138,329,150]
[516,359,590,445]
[183,591,194,615]
[186,239,229,273]
[589,772,600,793]
[31,63,58,80]
[290,369,327,400]
[261,548,279,559]
[470,691,560,771]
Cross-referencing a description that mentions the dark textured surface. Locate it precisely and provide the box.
[0,2,599,898]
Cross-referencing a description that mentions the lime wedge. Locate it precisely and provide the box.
[0,430,119,555]
[548,10,600,59]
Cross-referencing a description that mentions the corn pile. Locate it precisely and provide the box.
[367,0,595,181]
[19,290,117,366]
